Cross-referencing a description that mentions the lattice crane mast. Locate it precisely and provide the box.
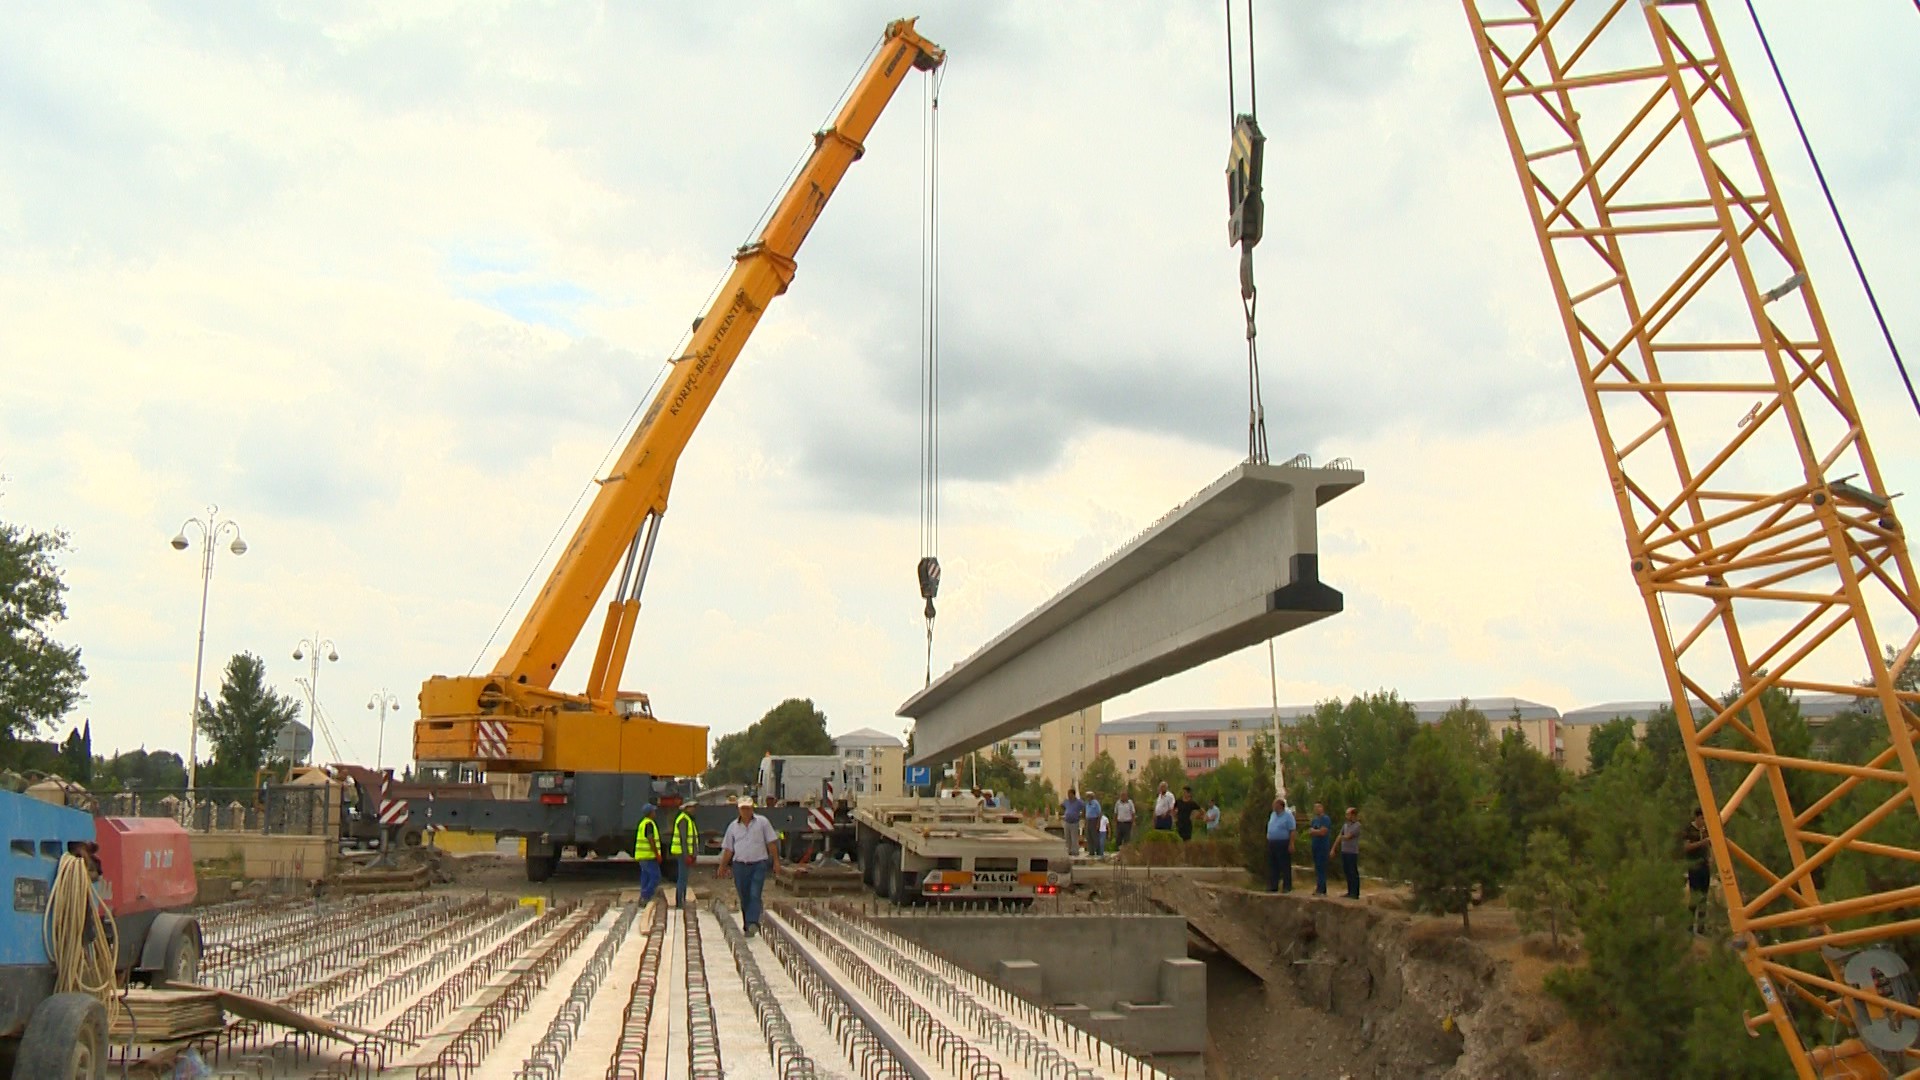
[1465,2,1919,1075]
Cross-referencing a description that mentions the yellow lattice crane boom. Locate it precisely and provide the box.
[1465,2,1919,1074]
[414,19,945,779]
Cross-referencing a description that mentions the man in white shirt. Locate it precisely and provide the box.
[717,796,780,935]
[1114,791,1136,847]
[1153,783,1176,831]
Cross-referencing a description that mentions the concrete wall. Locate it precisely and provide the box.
[189,833,333,881]
[873,913,1206,1055]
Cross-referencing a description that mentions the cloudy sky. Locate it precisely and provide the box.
[4,2,1916,766]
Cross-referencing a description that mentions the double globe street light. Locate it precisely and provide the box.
[172,507,247,797]
[292,634,339,766]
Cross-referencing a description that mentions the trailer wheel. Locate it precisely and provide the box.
[158,920,203,987]
[858,832,878,888]
[873,844,898,901]
[13,992,106,1080]
[887,854,916,907]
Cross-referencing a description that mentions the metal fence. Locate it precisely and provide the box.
[91,784,340,836]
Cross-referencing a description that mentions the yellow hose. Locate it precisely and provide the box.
[43,852,119,1027]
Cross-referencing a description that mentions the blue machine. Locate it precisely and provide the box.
[1,789,94,971]
[1,789,106,1078]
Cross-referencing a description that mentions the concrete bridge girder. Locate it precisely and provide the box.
[902,461,1363,767]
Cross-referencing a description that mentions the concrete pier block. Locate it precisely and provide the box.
[996,958,1045,1000]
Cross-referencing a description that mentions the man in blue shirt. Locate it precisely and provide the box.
[1061,789,1085,856]
[1266,796,1297,893]
[1084,794,1103,857]
[1308,802,1334,895]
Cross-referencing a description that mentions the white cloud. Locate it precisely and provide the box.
[2,1,1914,768]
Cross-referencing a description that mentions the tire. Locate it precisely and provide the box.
[158,922,203,988]
[400,827,425,848]
[889,854,917,907]
[873,844,898,901]
[14,992,106,1080]
[525,851,558,882]
[859,833,878,888]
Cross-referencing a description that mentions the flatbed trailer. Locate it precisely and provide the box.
[852,795,1068,906]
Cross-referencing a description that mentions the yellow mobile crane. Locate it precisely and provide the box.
[409,19,943,881]
[1463,2,1918,1075]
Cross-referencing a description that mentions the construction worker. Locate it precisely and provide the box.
[669,803,700,909]
[634,802,663,903]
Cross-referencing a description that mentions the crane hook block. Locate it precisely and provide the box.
[918,556,942,619]
[1226,113,1265,249]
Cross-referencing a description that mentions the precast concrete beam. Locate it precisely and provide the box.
[902,461,1362,766]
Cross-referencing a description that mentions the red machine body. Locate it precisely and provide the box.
[92,816,197,917]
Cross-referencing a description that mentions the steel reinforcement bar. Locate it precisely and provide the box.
[710,901,818,1080]
[603,900,668,1080]
[819,905,1170,1080]
[516,899,645,1080]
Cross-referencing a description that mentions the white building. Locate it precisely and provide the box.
[833,727,906,798]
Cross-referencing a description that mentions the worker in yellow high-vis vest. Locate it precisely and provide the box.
[634,801,662,903]
[669,805,699,909]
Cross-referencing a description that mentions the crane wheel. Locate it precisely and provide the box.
[13,992,106,1080]
[525,850,559,882]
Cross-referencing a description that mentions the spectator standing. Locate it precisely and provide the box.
[1204,800,1222,833]
[1084,793,1103,856]
[1097,811,1111,856]
[634,802,663,903]
[717,796,780,934]
[1338,807,1362,899]
[1682,806,1712,931]
[1172,786,1201,842]
[1266,797,1297,893]
[669,804,700,909]
[1308,802,1333,895]
[1114,791,1136,847]
[1152,783,1175,831]
[1062,789,1085,856]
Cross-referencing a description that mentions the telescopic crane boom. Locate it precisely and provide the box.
[414,19,945,779]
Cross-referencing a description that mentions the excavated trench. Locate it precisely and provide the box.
[1148,878,1564,1080]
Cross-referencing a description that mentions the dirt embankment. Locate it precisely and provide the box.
[1151,878,1569,1080]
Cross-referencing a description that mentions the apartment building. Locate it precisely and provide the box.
[833,727,906,798]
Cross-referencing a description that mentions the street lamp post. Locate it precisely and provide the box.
[292,634,339,765]
[367,689,400,771]
[171,507,247,797]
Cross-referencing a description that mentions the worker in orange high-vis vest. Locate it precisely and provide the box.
[669,806,699,909]
[634,802,662,903]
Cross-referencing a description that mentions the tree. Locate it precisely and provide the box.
[1237,738,1279,877]
[1012,777,1058,816]
[1585,715,1639,773]
[1508,829,1579,951]
[196,653,301,787]
[968,746,1028,795]
[1280,692,1419,819]
[1493,729,1567,848]
[0,521,86,749]
[57,722,91,783]
[1193,758,1255,819]
[1371,726,1508,933]
[1546,857,1698,1076]
[1137,754,1188,799]
[93,749,187,794]
[1078,750,1123,807]
[705,698,836,786]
